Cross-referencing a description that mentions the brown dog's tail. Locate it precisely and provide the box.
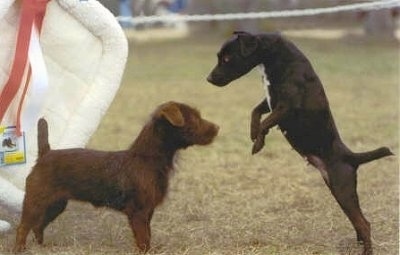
[37,118,50,158]
[345,147,393,167]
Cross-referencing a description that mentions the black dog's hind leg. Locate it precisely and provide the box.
[251,99,271,141]
[326,162,372,255]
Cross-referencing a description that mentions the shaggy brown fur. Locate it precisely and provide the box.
[14,101,219,253]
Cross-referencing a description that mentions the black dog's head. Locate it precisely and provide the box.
[207,31,280,86]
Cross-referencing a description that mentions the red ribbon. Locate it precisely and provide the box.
[0,0,49,136]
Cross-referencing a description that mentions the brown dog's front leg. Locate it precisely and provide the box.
[252,102,289,154]
[127,209,153,253]
[251,99,270,141]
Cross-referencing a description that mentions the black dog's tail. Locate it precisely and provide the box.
[345,147,393,167]
[37,118,50,158]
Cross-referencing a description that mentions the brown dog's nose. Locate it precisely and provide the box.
[211,123,220,138]
[207,121,219,132]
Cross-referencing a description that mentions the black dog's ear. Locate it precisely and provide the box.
[233,31,251,36]
[236,33,258,57]
[258,32,282,50]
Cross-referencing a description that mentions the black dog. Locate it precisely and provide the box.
[207,31,393,255]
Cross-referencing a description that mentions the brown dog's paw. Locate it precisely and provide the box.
[13,244,25,254]
[361,247,373,255]
[252,135,265,154]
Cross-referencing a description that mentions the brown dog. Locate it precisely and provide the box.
[207,31,393,255]
[14,101,219,253]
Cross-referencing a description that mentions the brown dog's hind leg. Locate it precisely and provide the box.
[14,221,32,253]
[14,200,46,252]
[32,199,68,245]
[327,162,372,255]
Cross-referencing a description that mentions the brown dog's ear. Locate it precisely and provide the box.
[159,102,185,127]
[236,33,258,57]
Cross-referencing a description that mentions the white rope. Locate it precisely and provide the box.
[117,0,400,25]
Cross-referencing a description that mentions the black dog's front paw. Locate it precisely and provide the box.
[252,135,265,154]
[250,121,260,141]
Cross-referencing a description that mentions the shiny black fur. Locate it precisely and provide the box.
[207,31,393,255]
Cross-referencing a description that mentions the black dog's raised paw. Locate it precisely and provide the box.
[250,122,259,141]
[251,135,265,154]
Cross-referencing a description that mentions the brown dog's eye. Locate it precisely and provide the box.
[223,56,230,63]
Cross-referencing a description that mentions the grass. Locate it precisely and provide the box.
[0,32,398,255]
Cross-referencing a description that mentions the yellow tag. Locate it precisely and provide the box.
[0,126,26,167]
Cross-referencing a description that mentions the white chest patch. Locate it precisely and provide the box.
[258,64,271,109]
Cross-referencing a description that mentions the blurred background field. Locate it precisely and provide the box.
[0,1,399,254]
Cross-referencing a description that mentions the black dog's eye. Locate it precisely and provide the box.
[222,56,230,63]
[219,55,232,65]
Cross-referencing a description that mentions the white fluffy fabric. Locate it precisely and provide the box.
[0,0,128,232]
